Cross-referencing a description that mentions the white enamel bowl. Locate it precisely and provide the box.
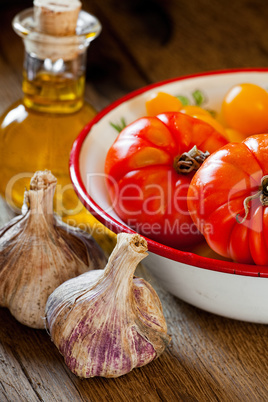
[70,69,268,323]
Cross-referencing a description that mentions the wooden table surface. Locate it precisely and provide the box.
[1,0,268,401]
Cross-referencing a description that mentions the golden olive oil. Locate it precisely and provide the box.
[0,7,116,253]
[0,72,95,215]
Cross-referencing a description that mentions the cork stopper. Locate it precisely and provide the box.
[13,2,101,61]
[33,0,82,36]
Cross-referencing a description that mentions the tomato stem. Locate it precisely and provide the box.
[174,145,210,175]
[236,175,268,224]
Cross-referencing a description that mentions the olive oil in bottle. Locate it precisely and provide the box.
[0,2,116,253]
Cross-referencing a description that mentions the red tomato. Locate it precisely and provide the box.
[187,134,268,265]
[105,112,228,249]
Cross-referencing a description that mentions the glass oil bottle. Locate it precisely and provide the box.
[0,2,116,253]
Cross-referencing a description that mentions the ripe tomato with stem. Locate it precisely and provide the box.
[105,112,228,249]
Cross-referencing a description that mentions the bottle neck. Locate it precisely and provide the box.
[22,50,87,114]
[13,7,101,114]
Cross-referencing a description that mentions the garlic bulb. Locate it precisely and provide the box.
[45,233,170,378]
[0,170,106,329]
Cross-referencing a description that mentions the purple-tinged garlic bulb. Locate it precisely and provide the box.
[0,170,106,329]
[45,233,170,378]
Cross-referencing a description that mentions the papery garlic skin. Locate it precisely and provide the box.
[0,170,106,329]
[45,233,171,378]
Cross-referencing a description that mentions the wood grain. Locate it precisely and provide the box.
[88,0,268,82]
[1,0,268,401]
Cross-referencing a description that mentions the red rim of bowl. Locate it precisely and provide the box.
[70,67,268,278]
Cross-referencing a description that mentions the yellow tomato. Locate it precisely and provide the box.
[180,105,227,138]
[222,83,268,135]
[146,92,182,115]
[180,105,211,117]
[225,128,246,143]
[192,114,227,138]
